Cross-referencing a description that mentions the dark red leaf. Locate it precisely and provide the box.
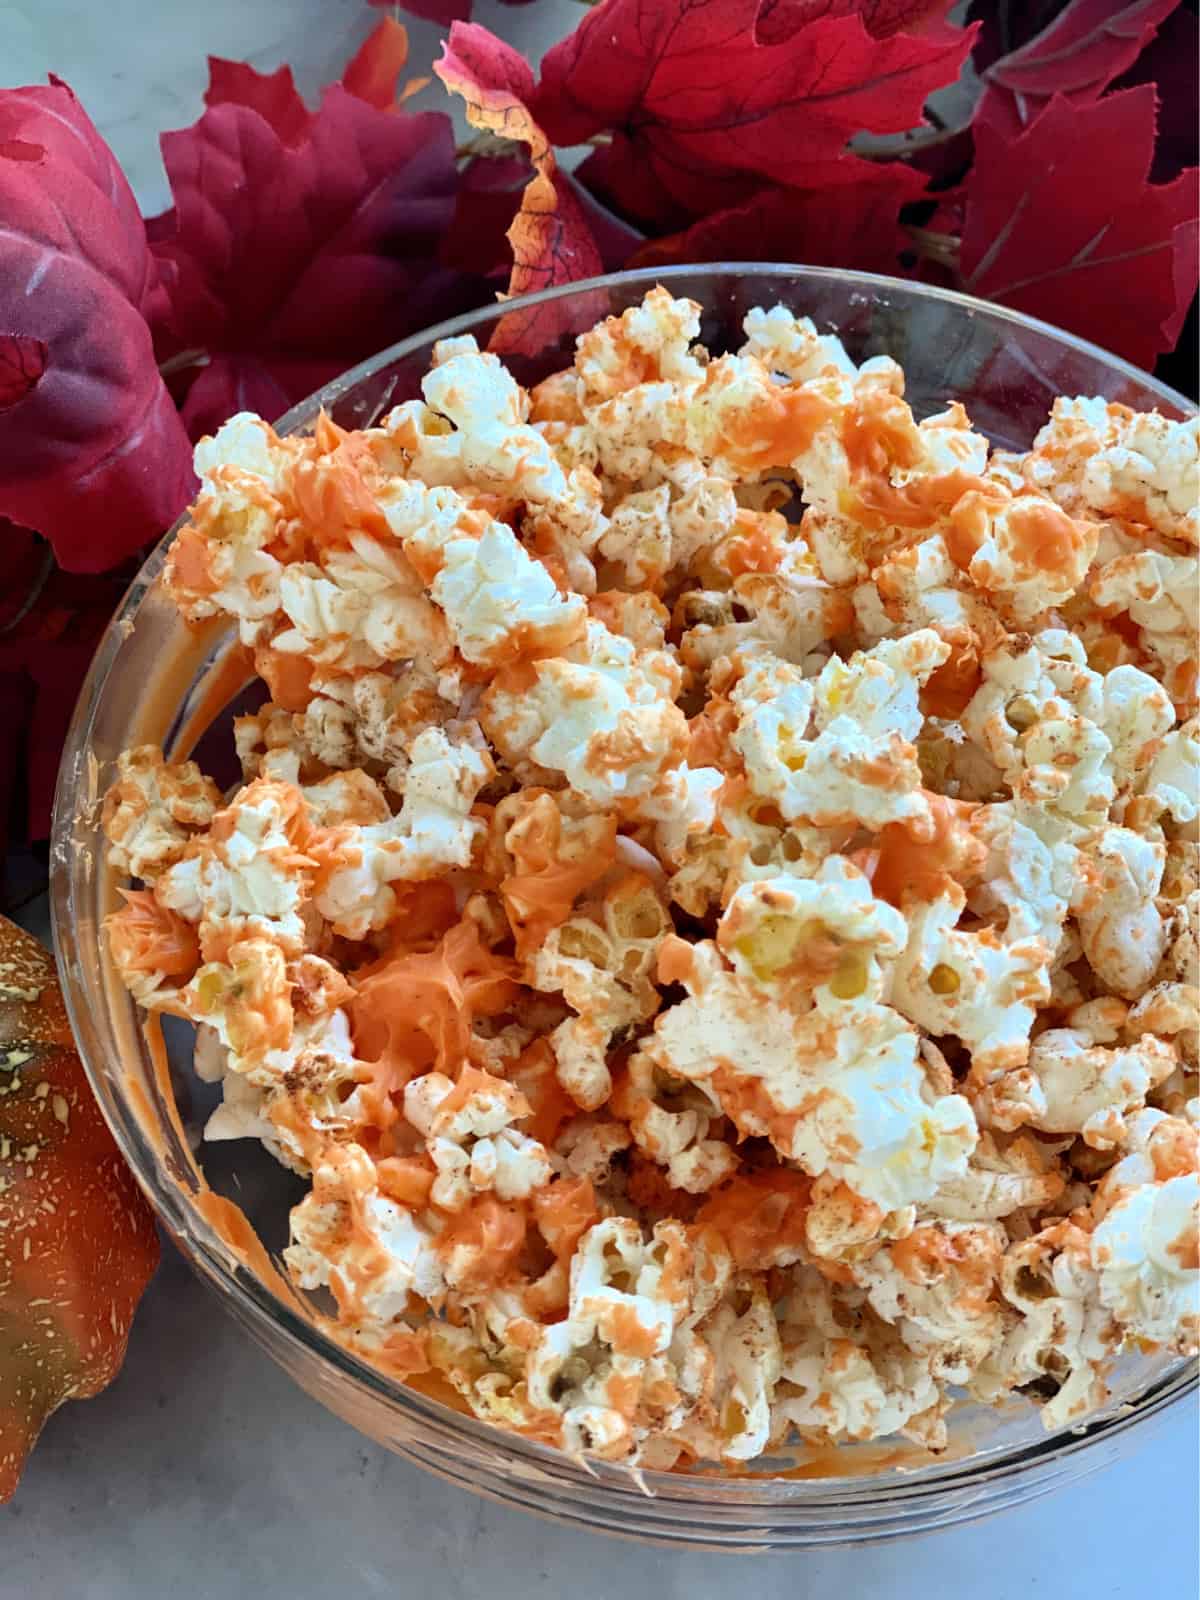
[533,0,975,218]
[0,336,46,410]
[149,72,471,438]
[631,160,925,274]
[0,82,195,572]
[756,0,960,46]
[1110,3,1199,181]
[976,0,1180,138]
[440,154,531,280]
[204,59,313,143]
[0,524,133,846]
[961,85,1199,368]
[435,25,605,355]
[366,0,536,15]
[370,0,470,20]
[344,18,418,112]
[967,1,1073,76]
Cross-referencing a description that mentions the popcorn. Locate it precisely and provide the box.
[642,947,977,1210]
[890,890,1051,1075]
[717,860,907,1004]
[982,1222,1118,1429]
[851,1221,1007,1384]
[313,728,490,937]
[1075,825,1167,999]
[157,778,314,959]
[740,305,858,382]
[483,620,687,810]
[407,1067,552,1212]
[103,287,1200,1466]
[775,1272,944,1446]
[732,635,948,835]
[102,747,222,882]
[1142,719,1200,823]
[978,1026,1177,1148]
[959,492,1098,622]
[1092,1175,1200,1352]
[286,1144,445,1320]
[1091,549,1199,710]
[1067,406,1199,546]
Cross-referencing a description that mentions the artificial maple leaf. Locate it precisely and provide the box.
[975,0,1180,138]
[344,18,429,111]
[0,81,195,573]
[367,0,537,18]
[370,0,469,21]
[960,84,1199,369]
[632,160,926,275]
[435,23,605,355]
[533,0,975,222]
[1110,3,1199,181]
[756,0,960,46]
[204,59,313,143]
[149,59,474,439]
[0,522,134,852]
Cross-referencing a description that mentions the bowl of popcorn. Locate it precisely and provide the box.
[53,265,1197,1548]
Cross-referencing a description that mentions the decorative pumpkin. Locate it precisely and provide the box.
[0,914,159,1500]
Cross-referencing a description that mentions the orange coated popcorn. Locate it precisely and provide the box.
[103,290,1198,1467]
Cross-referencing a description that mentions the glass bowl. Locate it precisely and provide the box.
[52,266,1197,1550]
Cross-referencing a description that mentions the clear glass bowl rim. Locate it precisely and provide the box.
[50,263,1198,1532]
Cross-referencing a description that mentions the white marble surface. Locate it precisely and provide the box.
[2,4,1198,1593]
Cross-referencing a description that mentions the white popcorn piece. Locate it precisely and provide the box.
[286,1144,445,1319]
[315,727,490,937]
[643,955,977,1211]
[414,1068,551,1212]
[1092,1175,1199,1354]
[1075,826,1167,999]
[732,637,947,835]
[963,491,1098,622]
[1080,409,1200,546]
[483,620,686,810]
[852,1221,1007,1384]
[740,305,858,382]
[890,890,1051,1075]
[979,1027,1177,1149]
[102,746,222,883]
[717,859,907,1004]
[1091,549,1199,709]
[1142,718,1200,823]
[157,778,313,957]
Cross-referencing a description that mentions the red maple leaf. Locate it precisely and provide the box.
[149,58,473,439]
[632,159,926,274]
[960,84,1199,369]
[435,24,605,356]
[367,0,537,19]
[532,0,975,221]
[975,0,1180,139]
[756,0,960,46]
[0,82,195,573]
[0,521,135,853]
[204,59,314,143]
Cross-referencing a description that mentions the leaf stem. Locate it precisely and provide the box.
[157,348,210,378]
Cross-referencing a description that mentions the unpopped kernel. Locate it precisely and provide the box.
[105,289,1198,1467]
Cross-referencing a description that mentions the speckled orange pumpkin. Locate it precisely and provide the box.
[0,915,159,1501]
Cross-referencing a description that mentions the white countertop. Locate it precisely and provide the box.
[2,2,1197,1591]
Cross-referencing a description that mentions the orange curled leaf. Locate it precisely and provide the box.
[343,18,428,112]
[435,22,603,353]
